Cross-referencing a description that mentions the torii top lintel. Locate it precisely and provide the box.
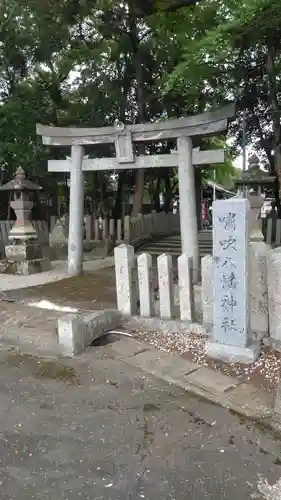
[36,103,235,147]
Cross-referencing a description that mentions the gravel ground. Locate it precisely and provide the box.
[132,328,281,394]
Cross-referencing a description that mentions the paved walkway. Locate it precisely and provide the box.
[0,342,280,499]
[0,257,114,292]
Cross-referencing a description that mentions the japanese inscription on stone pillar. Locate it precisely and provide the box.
[213,198,250,347]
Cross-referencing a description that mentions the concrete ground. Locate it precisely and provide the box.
[0,340,281,499]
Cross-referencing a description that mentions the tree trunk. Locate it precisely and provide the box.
[113,171,126,219]
[133,169,145,215]
[128,0,146,216]
[153,177,161,211]
[113,60,130,219]
[267,41,281,217]
[91,171,98,215]
[163,173,173,212]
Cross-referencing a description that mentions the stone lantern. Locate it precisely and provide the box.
[235,153,275,197]
[248,153,260,169]
[0,167,51,275]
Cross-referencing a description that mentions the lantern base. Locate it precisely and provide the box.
[5,243,42,262]
[0,257,51,276]
[0,239,51,275]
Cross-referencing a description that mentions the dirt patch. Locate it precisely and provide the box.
[6,267,117,309]
[4,352,80,384]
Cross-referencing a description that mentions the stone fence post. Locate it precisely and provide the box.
[114,244,136,315]
[178,253,194,322]
[157,253,174,319]
[201,255,213,334]
[137,253,154,317]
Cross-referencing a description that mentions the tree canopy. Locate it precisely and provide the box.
[3,0,277,217]
[166,0,281,207]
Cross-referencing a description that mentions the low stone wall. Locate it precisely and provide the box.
[113,241,278,364]
[114,244,196,323]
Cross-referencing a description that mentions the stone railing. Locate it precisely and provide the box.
[127,211,180,245]
[113,197,281,368]
[0,212,180,255]
[84,211,180,245]
[114,243,195,321]
[113,239,279,362]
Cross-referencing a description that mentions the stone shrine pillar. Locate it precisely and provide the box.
[205,198,260,363]
[177,137,199,282]
[68,145,84,276]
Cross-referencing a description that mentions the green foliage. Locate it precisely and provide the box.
[165,0,281,173]
[0,0,240,212]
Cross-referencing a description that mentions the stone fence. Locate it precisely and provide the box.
[115,244,195,321]
[113,217,281,365]
[85,211,180,245]
[0,211,180,253]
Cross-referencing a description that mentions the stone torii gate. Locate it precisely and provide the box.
[36,103,235,277]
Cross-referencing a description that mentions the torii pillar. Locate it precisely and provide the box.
[68,145,84,276]
[177,137,199,281]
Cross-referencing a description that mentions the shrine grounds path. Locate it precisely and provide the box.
[0,340,281,500]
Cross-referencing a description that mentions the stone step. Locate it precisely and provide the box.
[137,245,213,253]
[137,247,212,258]
[138,238,213,246]
[136,232,213,261]
[154,235,213,243]
[138,243,212,253]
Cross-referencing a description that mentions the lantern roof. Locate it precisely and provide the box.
[0,167,42,192]
[248,153,260,166]
[235,165,275,186]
